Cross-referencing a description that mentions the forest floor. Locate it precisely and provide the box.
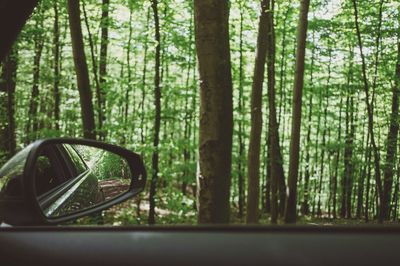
[72,193,400,226]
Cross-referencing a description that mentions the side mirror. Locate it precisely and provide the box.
[0,138,146,225]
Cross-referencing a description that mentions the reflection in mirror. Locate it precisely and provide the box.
[34,143,132,218]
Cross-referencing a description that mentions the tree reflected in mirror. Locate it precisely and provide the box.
[34,143,132,218]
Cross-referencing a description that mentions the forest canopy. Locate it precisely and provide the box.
[0,0,399,225]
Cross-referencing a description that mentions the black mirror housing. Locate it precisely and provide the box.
[0,138,146,226]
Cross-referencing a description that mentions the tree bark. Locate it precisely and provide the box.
[332,96,343,219]
[195,0,233,224]
[381,28,400,221]
[246,0,269,224]
[265,0,286,221]
[0,46,17,160]
[284,0,310,224]
[237,1,245,220]
[352,0,383,222]
[53,1,61,131]
[98,0,109,140]
[67,0,96,139]
[301,30,316,216]
[82,0,102,139]
[148,0,162,225]
[26,8,44,142]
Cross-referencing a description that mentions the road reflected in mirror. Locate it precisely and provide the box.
[34,143,132,218]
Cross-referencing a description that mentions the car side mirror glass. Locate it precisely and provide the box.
[27,139,146,223]
[34,143,137,218]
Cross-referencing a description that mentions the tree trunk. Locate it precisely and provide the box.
[332,96,343,219]
[265,0,286,221]
[140,9,150,149]
[237,1,245,219]
[357,123,369,219]
[26,8,44,142]
[317,94,328,217]
[53,1,61,131]
[381,29,400,221]
[301,29,316,216]
[0,46,17,160]
[284,0,310,224]
[98,0,109,140]
[67,0,96,139]
[82,0,102,139]
[246,0,271,224]
[148,0,162,225]
[365,143,372,222]
[182,5,194,196]
[195,0,233,224]
[352,0,384,222]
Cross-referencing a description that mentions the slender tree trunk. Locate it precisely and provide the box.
[345,94,355,219]
[53,1,61,131]
[265,136,272,214]
[301,30,316,216]
[246,0,270,224]
[284,0,310,224]
[195,0,233,224]
[82,0,102,139]
[341,46,355,219]
[265,0,286,221]
[140,9,150,148]
[332,96,343,219]
[277,5,291,127]
[382,28,400,221]
[311,90,322,217]
[98,0,109,140]
[352,0,383,222]
[182,5,194,196]
[26,9,44,142]
[148,0,161,225]
[357,125,369,218]
[365,143,372,222]
[317,94,328,217]
[123,4,135,142]
[392,166,400,221]
[67,0,96,139]
[237,1,245,219]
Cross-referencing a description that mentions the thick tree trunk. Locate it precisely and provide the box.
[284,0,310,224]
[0,0,38,60]
[195,0,233,224]
[148,0,162,225]
[0,46,17,159]
[67,0,96,139]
